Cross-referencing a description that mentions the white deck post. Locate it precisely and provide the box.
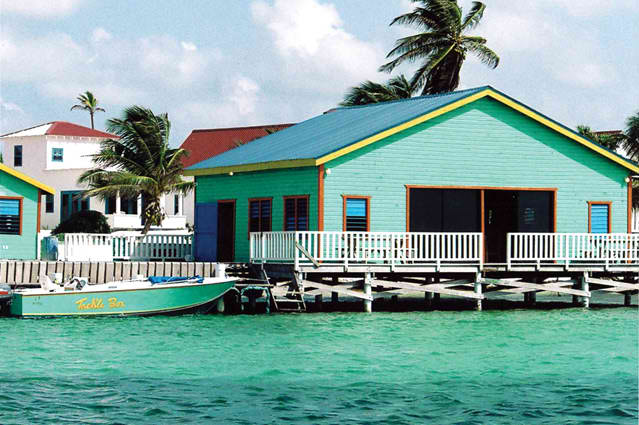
[364,272,372,313]
[115,192,121,214]
[474,272,482,311]
[580,272,589,308]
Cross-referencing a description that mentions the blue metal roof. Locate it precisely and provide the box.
[186,86,489,170]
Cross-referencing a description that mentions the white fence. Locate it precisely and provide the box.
[507,233,639,268]
[63,233,193,261]
[250,231,484,269]
[633,210,639,233]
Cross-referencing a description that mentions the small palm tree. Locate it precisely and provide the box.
[78,106,193,234]
[576,125,626,152]
[71,91,105,129]
[380,0,499,95]
[340,75,415,106]
[623,112,639,160]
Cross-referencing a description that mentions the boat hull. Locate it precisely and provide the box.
[10,280,236,317]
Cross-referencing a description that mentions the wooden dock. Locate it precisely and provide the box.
[249,231,639,312]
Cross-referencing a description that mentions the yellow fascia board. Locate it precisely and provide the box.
[183,158,317,176]
[484,91,639,174]
[0,164,55,194]
[316,89,491,165]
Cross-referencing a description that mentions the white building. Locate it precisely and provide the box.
[0,121,187,231]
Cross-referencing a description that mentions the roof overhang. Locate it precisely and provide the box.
[185,87,639,176]
[0,164,55,194]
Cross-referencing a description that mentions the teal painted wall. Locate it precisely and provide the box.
[323,97,629,234]
[0,171,40,260]
[195,167,318,261]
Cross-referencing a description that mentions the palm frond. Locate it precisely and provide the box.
[462,41,499,68]
[461,1,486,30]
[623,112,639,160]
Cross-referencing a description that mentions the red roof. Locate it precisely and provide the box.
[46,121,117,138]
[179,124,294,168]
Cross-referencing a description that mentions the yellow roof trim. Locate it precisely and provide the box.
[0,164,55,194]
[316,90,491,165]
[484,91,639,173]
[184,158,317,176]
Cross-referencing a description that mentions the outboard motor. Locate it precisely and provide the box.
[0,284,12,316]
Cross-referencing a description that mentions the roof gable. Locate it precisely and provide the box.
[179,124,294,168]
[1,121,116,139]
[0,164,54,194]
[184,86,639,175]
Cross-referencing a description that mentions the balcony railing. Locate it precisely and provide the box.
[63,233,193,261]
[507,233,639,269]
[250,231,484,269]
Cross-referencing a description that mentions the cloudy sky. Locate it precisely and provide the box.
[1,0,638,146]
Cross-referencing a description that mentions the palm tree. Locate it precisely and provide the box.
[380,0,499,95]
[71,91,105,129]
[78,106,193,234]
[340,75,415,106]
[623,112,639,160]
[576,125,626,152]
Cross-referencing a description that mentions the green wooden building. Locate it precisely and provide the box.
[185,86,638,263]
[0,164,55,260]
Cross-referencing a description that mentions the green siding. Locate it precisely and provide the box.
[196,167,318,261]
[0,171,40,260]
[323,97,629,234]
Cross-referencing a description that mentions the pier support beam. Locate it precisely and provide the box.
[315,294,323,311]
[580,273,589,308]
[474,273,482,311]
[332,276,339,305]
[424,277,433,309]
[624,292,632,306]
[433,276,441,304]
[364,272,373,313]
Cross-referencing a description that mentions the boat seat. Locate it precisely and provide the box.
[40,275,58,292]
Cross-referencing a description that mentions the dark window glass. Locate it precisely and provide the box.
[14,145,22,167]
[284,197,309,231]
[45,194,54,213]
[61,191,90,222]
[52,148,63,162]
[0,199,20,235]
[174,195,180,215]
[345,198,368,231]
[249,199,271,233]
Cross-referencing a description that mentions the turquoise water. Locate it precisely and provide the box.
[1,309,637,424]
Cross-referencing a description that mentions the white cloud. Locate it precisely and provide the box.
[181,41,197,51]
[0,0,84,18]
[91,28,112,44]
[0,98,24,114]
[251,0,385,94]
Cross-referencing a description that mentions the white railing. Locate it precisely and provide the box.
[633,210,639,233]
[250,231,483,269]
[64,233,193,261]
[507,233,639,268]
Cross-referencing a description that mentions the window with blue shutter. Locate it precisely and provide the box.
[345,197,369,231]
[249,198,272,234]
[0,198,21,235]
[284,196,309,231]
[52,148,63,162]
[589,203,610,233]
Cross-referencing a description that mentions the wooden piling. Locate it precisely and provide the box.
[315,294,323,311]
[364,272,372,313]
[624,292,632,306]
[474,273,482,311]
[332,276,339,305]
[580,273,589,308]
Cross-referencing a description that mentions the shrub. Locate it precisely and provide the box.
[52,210,111,235]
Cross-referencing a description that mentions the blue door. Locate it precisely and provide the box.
[590,203,610,233]
[194,203,218,261]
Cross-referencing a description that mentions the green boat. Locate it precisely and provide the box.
[8,276,236,317]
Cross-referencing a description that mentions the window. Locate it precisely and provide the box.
[45,194,54,213]
[174,195,181,215]
[60,191,90,222]
[52,148,63,162]
[249,198,272,235]
[105,196,116,215]
[14,145,22,167]
[343,196,369,231]
[588,202,611,233]
[284,196,309,231]
[121,196,138,215]
[0,198,21,235]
